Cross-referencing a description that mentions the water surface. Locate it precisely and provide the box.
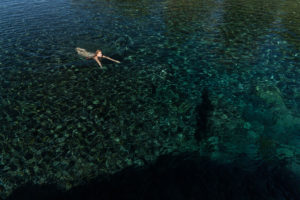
[0,0,299,197]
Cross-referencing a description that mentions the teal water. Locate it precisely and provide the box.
[0,0,299,197]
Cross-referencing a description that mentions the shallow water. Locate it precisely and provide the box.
[0,0,300,197]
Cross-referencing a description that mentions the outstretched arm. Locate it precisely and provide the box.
[102,55,120,63]
[93,57,103,68]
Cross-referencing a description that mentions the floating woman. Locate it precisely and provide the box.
[75,47,120,68]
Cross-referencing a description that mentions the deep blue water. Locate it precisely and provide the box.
[0,0,299,197]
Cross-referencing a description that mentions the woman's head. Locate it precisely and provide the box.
[96,50,103,57]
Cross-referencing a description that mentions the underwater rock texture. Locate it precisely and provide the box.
[1,0,300,198]
[7,153,300,200]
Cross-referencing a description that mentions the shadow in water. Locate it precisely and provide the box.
[7,152,300,200]
[194,88,214,142]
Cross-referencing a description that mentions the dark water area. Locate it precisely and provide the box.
[0,0,300,198]
[7,154,300,200]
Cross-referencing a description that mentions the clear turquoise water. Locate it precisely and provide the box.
[0,0,299,196]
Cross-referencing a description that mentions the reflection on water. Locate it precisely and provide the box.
[276,0,300,49]
[0,0,299,198]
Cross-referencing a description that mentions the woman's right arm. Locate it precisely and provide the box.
[93,57,103,68]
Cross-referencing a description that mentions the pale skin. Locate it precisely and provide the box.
[75,47,120,68]
[88,50,120,68]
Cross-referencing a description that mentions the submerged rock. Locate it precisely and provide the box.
[255,85,300,133]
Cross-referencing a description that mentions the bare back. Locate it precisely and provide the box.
[75,47,95,58]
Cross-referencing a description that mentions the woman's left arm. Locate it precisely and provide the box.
[102,55,120,63]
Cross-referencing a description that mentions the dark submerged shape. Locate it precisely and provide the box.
[194,88,214,141]
[8,153,300,200]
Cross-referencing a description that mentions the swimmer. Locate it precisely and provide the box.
[75,47,120,68]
